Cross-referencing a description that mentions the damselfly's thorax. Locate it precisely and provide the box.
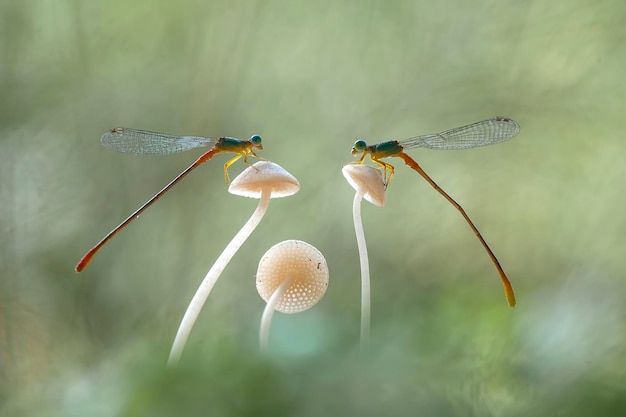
[217,135,263,153]
[351,139,404,160]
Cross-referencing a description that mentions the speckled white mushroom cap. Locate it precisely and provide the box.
[342,164,386,207]
[229,161,300,198]
[256,240,329,314]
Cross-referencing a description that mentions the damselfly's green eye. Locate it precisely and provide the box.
[352,139,367,152]
[250,134,262,146]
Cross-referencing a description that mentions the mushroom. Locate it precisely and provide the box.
[341,164,386,350]
[168,161,300,365]
[256,240,329,353]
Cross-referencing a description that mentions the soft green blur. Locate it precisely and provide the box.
[2,0,625,415]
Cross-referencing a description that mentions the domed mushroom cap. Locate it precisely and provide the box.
[342,164,386,207]
[229,161,300,198]
[256,240,329,314]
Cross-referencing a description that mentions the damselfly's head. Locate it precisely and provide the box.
[249,134,263,150]
[351,139,367,157]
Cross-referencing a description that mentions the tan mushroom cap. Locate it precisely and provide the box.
[256,240,329,314]
[342,164,386,207]
[229,161,300,198]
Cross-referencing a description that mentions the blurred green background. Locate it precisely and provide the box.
[2,0,625,415]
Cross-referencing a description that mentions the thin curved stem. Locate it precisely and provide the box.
[168,190,271,366]
[352,190,370,351]
[259,276,294,354]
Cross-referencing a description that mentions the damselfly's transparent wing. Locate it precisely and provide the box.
[100,128,218,155]
[399,117,520,150]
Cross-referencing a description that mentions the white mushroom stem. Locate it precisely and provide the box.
[342,164,385,352]
[168,190,271,366]
[352,189,371,350]
[259,276,295,354]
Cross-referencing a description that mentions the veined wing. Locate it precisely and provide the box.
[399,117,520,150]
[100,128,219,155]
